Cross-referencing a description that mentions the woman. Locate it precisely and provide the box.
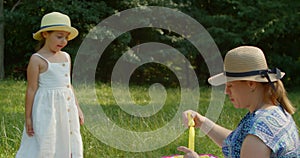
[178,46,299,157]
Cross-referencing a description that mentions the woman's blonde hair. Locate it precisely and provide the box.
[265,80,296,114]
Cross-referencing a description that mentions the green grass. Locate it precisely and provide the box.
[0,80,299,158]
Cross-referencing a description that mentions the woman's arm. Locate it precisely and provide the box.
[183,110,232,147]
[204,118,232,147]
[25,55,40,136]
[240,134,271,158]
[178,110,232,157]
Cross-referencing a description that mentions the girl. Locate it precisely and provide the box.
[16,12,84,158]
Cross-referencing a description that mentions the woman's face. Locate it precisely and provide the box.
[43,31,69,53]
[225,80,253,109]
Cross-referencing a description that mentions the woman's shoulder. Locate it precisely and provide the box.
[253,106,290,123]
[239,107,285,126]
[250,106,294,130]
[249,105,298,141]
[249,106,299,156]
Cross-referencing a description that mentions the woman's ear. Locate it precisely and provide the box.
[247,81,257,90]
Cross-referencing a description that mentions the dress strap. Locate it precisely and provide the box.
[33,53,50,63]
[61,51,71,63]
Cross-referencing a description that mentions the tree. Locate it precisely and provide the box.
[0,0,4,79]
[2,0,300,87]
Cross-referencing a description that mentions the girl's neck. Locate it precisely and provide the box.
[39,48,59,55]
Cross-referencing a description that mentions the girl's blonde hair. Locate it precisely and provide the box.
[34,31,53,51]
[265,80,296,114]
[35,38,45,51]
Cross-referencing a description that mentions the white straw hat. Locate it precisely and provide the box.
[33,12,78,41]
[208,46,285,86]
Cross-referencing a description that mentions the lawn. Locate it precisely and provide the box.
[0,80,299,158]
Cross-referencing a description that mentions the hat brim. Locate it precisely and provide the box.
[33,26,78,41]
[208,72,285,86]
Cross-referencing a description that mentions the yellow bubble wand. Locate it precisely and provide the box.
[161,113,217,158]
[188,112,195,151]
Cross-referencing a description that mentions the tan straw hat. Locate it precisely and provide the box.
[208,46,285,86]
[33,12,78,41]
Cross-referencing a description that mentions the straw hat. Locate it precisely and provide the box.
[33,12,78,41]
[208,46,285,86]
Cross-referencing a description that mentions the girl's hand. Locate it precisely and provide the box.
[177,146,199,158]
[25,118,34,137]
[182,110,205,128]
[77,106,84,125]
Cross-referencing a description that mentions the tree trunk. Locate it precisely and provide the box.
[0,0,4,79]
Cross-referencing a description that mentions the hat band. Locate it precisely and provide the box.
[225,68,282,91]
[39,24,69,30]
[224,68,281,78]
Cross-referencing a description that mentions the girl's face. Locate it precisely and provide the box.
[225,80,253,109]
[43,31,69,53]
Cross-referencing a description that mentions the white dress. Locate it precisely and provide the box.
[16,52,83,158]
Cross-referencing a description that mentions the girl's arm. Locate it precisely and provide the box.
[25,55,40,136]
[71,85,84,125]
[67,53,84,125]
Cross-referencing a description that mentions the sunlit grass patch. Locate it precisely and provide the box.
[1,80,299,157]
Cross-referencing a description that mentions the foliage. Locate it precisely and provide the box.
[2,0,300,87]
[3,0,114,79]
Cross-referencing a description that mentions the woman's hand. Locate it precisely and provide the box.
[182,110,205,128]
[25,117,34,137]
[177,146,199,158]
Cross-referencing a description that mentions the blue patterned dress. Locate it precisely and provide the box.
[222,106,299,158]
